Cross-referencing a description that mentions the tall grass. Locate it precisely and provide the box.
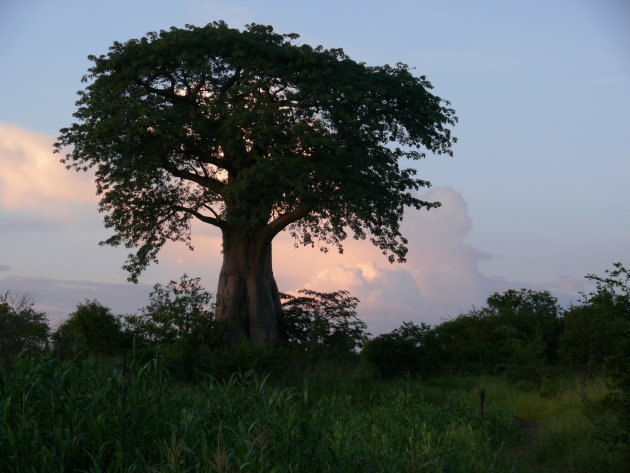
[457,375,629,473]
[1,355,520,472]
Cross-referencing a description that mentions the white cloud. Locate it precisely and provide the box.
[0,122,96,210]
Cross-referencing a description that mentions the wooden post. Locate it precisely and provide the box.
[479,386,486,417]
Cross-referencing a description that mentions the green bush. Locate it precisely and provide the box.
[0,355,518,472]
[0,291,49,363]
[435,289,562,379]
[281,289,369,353]
[571,263,630,451]
[51,300,126,359]
[124,274,218,345]
[123,274,223,378]
[361,321,441,379]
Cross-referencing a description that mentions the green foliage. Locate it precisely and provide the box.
[51,300,126,359]
[568,263,630,451]
[559,304,613,374]
[486,288,563,363]
[361,321,440,378]
[210,340,293,380]
[435,289,562,381]
[125,274,217,345]
[55,21,456,281]
[123,274,221,379]
[1,355,522,472]
[0,292,49,363]
[281,289,369,352]
[0,355,331,472]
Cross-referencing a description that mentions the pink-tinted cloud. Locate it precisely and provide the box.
[273,187,492,331]
[0,122,96,210]
[155,186,493,332]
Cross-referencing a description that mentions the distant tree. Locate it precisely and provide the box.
[435,289,563,377]
[55,21,457,345]
[485,289,563,363]
[280,289,369,352]
[52,300,126,358]
[125,274,217,345]
[559,304,611,375]
[560,264,630,375]
[0,292,49,362]
[361,321,440,379]
[563,263,630,450]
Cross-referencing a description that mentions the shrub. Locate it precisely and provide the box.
[280,289,369,353]
[435,289,563,378]
[571,263,630,451]
[52,300,126,359]
[123,274,223,379]
[361,321,441,379]
[0,292,49,363]
[125,274,218,346]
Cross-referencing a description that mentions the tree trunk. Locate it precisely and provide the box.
[215,230,283,345]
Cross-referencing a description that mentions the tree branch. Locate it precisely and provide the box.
[260,205,309,244]
[201,203,221,219]
[196,154,234,172]
[164,164,226,194]
[173,205,226,229]
[219,68,242,94]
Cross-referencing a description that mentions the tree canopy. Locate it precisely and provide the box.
[55,21,456,343]
[0,292,49,363]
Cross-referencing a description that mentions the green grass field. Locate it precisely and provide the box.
[0,355,626,472]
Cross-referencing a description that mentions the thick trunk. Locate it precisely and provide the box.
[215,230,283,345]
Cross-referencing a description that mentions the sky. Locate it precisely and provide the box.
[1,0,629,334]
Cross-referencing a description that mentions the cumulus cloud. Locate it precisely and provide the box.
[161,186,560,333]
[0,122,96,210]
[267,186,492,332]
[0,264,10,271]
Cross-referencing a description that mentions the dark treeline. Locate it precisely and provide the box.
[1,263,629,451]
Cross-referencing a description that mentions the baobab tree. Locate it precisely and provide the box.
[55,22,456,344]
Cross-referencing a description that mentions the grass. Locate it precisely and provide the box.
[457,375,628,472]
[0,354,627,472]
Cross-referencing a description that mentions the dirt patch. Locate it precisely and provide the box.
[514,415,541,437]
[505,416,545,468]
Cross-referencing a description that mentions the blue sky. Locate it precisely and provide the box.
[1,0,628,332]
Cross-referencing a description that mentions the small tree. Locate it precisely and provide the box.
[280,289,369,352]
[564,263,630,450]
[486,289,562,363]
[52,300,126,358]
[0,292,49,362]
[435,289,563,377]
[361,321,439,378]
[125,274,217,345]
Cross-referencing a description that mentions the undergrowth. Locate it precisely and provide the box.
[1,354,626,472]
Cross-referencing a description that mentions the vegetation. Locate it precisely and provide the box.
[570,263,630,451]
[361,321,440,379]
[280,289,369,353]
[2,260,629,470]
[55,21,456,344]
[1,355,626,472]
[0,292,49,363]
[52,300,127,359]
